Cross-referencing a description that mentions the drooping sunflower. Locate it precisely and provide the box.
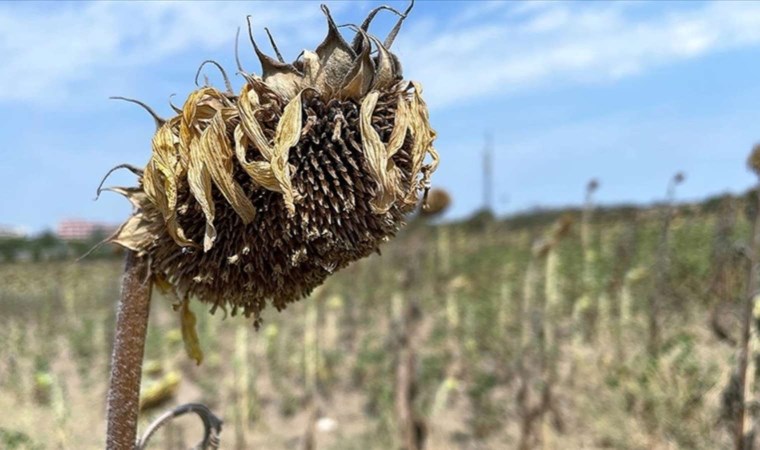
[104,3,438,326]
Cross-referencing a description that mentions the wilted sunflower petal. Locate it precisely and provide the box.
[405,82,438,203]
[271,91,305,215]
[144,120,195,247]
[416,87,439,181]
[236,83,303,214]
[179,90,202,163]
[200,110,256,224]
[386,93,409,159]
[182,88,238,251]
[179,296,203,366]
[141,164,167,214]
[360,91,397,213]
[187,138,217,252]
[234,125,281,191]
[237,83,273,160]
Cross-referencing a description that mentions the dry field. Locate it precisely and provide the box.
[0,197,747,449]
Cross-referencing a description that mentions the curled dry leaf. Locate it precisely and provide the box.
[179,296,204,366]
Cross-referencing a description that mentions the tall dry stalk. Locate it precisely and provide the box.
[708,200,740,346]
[648,172,684,357]
[518,217,571,450]
[106,251,152,449]
[302,292,321,450]
[393,233,426,450]
[394,292,425,450]
[232,324,254,450]
[607,222,638,360]
[596,227,619,338]
[498,264,515,335]
[734,147,760,449]
[429,225,465,443]
[516,236,544,450]
[573,179,599,342]
[540,216,572,445]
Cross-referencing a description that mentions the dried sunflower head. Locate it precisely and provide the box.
[104,2,438,325]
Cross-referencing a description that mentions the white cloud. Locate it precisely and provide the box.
[0,1,345,104]
[394,1,760,108]
[3,1,760,110]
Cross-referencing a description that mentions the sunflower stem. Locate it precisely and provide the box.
[106,250,152,450]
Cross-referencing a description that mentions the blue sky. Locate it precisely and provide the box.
[2,1,760,233]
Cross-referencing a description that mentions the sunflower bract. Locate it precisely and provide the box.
[107,3,438,325]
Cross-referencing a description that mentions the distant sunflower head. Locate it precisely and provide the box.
[103,2,438,325]
[420,188,451,218]
[749,143,760,176]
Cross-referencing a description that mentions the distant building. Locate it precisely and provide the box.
[56,220,118,241]
[0,225,28,239]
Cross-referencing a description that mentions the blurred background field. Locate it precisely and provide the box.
[0,186,751,449]
[6,1,760,449]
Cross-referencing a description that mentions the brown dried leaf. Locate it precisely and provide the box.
[104,186,148,209]
[299,51,321,91]
[105,186,159,252]
[314,5,356,96]
[108,213,156,253]
[338,29,375,100]
[369,35,398,91]
[256,53,303,101]
[248,18,304,101]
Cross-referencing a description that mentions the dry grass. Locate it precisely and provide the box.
[0,198,745,449]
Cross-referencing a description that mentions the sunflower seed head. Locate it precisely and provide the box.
[105,2,438,325]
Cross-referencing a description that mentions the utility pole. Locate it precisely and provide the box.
[483,132,494,213]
